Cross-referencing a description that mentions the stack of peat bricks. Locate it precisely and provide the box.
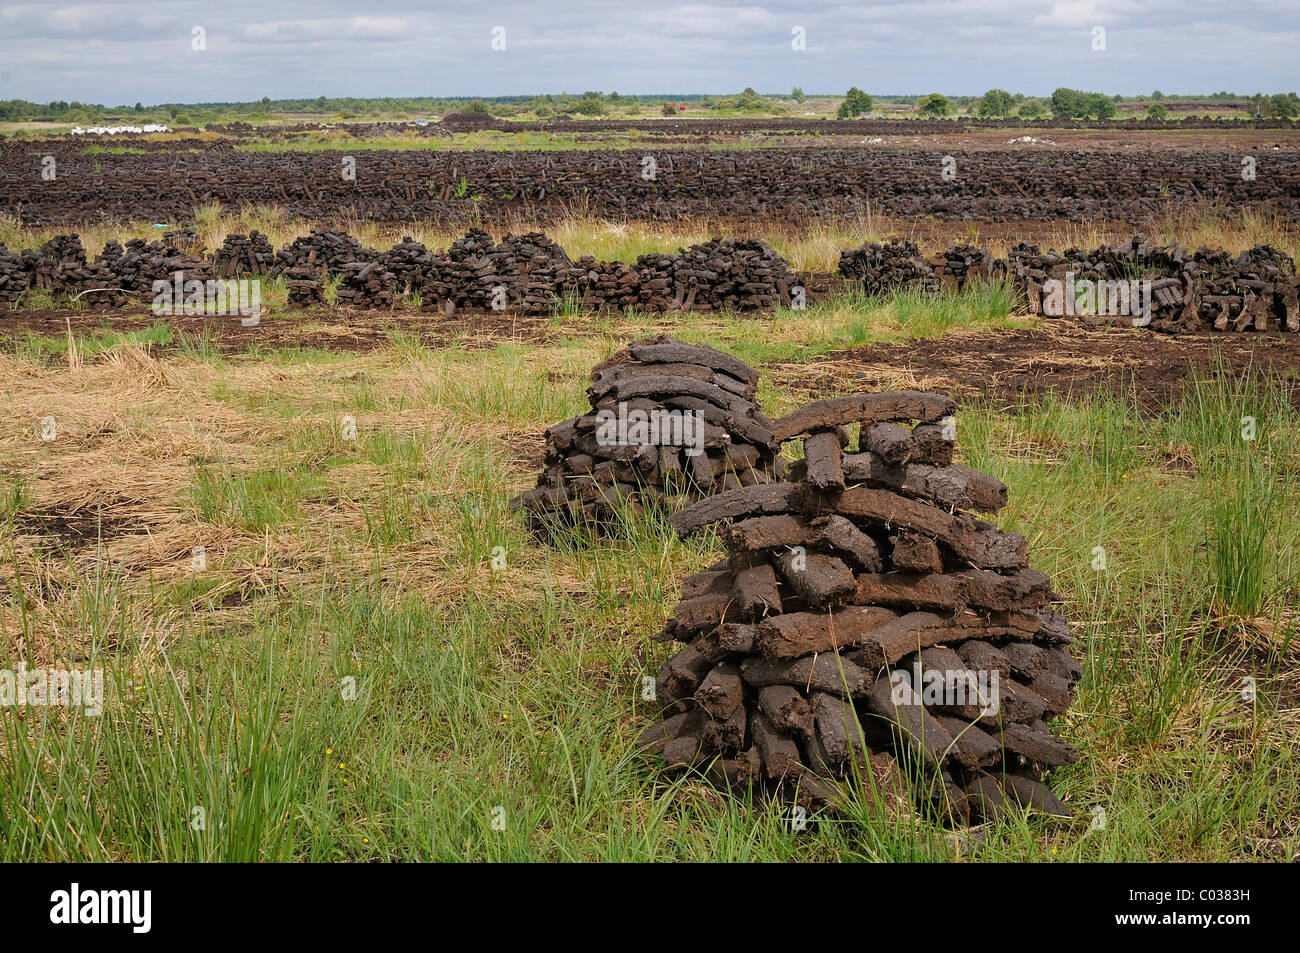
[639,389,1080,824]
[569,255,643,312]
[838,239,940,297]
[456,231,580,314]
[334,260,397,308]
[1192,244,1298,332]
[1009,234,1298,332]
[511,335,783,538]
[278,227,382,308]
[383,237,436,296]
[213,230,276,277]
[0,243,40,303]
[285,264,326,307]
[938,243,1006,292]
[74,237,213,305]
[416,228,512,312]
[649,237,797,312]
[274,227,377,274]
[32,234,98,294]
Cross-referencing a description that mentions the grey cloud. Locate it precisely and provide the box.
[1,0,1295,103]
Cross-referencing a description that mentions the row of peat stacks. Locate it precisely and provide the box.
[2,228,1295,332]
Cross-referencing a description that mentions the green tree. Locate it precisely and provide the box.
[573,92,607,115]
[1147,102,1168,120]
[1050,87,1085,118]
[836,86,873,118]
[1017,98,1047,119]
[1084,93,1116,118]
[918,93,950,118]
[1265,93,1299,119]
[976,88,1014,118]
[791,86,806,103]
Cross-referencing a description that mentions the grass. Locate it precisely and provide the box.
[234,130,593,154]
[0,313,1296,861]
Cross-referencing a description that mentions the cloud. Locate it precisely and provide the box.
[242,16,410,43]
[0,0,1295,102]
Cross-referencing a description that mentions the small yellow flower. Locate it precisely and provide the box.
[339,762,345,769]
[326,747,333,755]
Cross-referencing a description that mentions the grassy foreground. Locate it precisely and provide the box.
[0,304,1296,862]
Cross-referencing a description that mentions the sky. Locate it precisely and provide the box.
[1,0,1297,105]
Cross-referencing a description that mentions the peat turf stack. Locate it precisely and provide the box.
[511,335,783,538]
[0,243,39,304]
[838,239,939,297]
[213,231,276,278]
[938,243,1006,292]
[334,260,397,308]
[1009,235,1298,332]
[639,390,1080,823]
[275,227,377,277]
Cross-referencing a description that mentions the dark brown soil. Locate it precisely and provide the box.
[828,322,1300,411]
[0,308,555,354]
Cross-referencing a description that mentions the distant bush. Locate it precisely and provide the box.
[836,87,873,119]
[1017,98,1047,119]
[919,93,950,118]
[715,88,775,112]
[1266,93,1299,119]
[573,95,607,116]
[977,88,1015,118]
[1051,88,1117,119]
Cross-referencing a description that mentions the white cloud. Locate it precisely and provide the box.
[0,0,1295,102]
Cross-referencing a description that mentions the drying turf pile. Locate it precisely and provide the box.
[1009,234,1299,332]
[213,230,276,278]
[639,390,1081,822]
[838,239,940,297]
[511,335,783,538]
